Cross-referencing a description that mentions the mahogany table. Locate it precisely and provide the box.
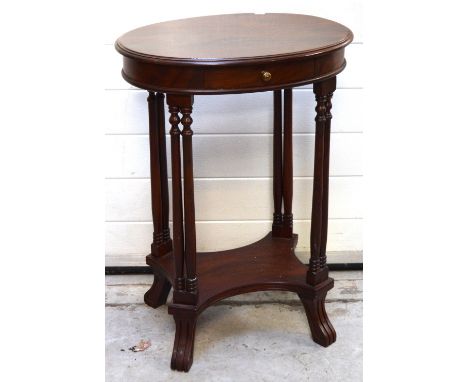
[115,13,353,372]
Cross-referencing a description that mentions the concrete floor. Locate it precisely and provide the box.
[106,271,362,381]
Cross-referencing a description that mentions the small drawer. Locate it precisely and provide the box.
[203,49,345,93]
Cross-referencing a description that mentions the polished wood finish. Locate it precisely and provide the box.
[307,77,336,285]
[157,93,171,243]
[282,88,294,237]
[271,88,294,239]
[272,90,283,234]
[148,92,163,247]
[147,233,333,313]
[168,101,185,293]
[144,271,172,309]
[180,97,198,299]
[116,13,353,372]
[115,13,352,94]
[148,92,172,257]
[299,288,337,346]
[116,14,352,63]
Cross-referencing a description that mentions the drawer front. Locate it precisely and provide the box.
[121,49,346,94]
[203,49,345,93]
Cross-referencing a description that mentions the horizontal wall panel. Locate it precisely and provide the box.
[104,88,363,135]
[105,177,362,222]
[106,2,363,45]
[106,43,362,90]
[105,133,362,178]
[105,219,362,262]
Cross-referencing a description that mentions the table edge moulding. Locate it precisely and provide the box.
[115,13,354,372]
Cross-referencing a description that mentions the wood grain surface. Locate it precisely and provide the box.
[116,13,353,64]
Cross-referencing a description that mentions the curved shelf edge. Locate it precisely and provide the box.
[194,278,334,315]
[147,232,333,315]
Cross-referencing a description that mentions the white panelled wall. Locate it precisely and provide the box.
[105,1,363,266]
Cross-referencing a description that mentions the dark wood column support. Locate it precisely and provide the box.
[272,90,283,235]
[272,89,294,238]
[307,77,336,285]
[166,94,198,372]
[145,92,173,307]
[167,93,198,304]
[157,93,171,243]
[148,92,163,253]
[168,100,185,294]
[180,99,198,298]
[148,92,172,255]
[282,88,294,237]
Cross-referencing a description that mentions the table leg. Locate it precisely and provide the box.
[282,88,293,236]
[302,76,337,347]
[148,91,163,252]
[272,90,283,235]
[272,88,293,238]
[145,91,172,308]
[168,100,185,295]
[157,93,171,243]
[167,94,198,372]
[307,77,336,285]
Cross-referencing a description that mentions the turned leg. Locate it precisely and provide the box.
[168,100,185,294]
[167,94,198,305]
[166,94,199,372]
[180,104,198,296]
[144,271,172,308]
[272,88,294,238]
[303,77,337,346]
[299,289,336,347]
[307,77,336,285]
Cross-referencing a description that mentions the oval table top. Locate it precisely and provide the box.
[116,13,353,65]
[115,13,353,94]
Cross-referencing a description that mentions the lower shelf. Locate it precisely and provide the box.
[147,232,333,312]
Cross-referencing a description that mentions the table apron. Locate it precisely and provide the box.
[121,49,346,94]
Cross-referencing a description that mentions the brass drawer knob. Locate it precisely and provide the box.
[261,71,272,82]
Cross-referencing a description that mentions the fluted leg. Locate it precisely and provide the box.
[307,77,336,285]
